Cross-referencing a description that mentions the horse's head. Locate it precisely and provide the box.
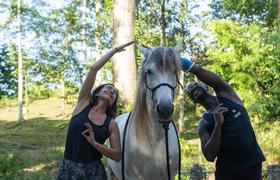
[140,45,181,123]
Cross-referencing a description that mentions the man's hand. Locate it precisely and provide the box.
[213,105,228,126]
[114,40,135,52]
[82,122,96,146]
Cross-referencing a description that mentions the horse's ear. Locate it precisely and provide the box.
[139,45,151,58]
[172,44,181,53]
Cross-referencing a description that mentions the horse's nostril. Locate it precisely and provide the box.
[156,103,174,119]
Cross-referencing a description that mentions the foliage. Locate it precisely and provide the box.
[0,151,22,177]
[0,44,17,98]
[27,84,56,99]
[0,0,279,177]
[210,0,278,27]
[206,20,280,122]
[256,121,280,164]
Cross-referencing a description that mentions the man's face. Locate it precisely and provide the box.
[188,84,210,104]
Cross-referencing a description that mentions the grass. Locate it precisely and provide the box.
[0,98,72,179]
[0,98,279,179]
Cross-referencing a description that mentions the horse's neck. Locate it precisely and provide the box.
[145,115,164,142]
[128,108,165,148]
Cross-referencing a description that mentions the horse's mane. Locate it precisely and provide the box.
[130,46,181,145]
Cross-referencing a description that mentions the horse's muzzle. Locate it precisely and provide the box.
[156,102,174,120]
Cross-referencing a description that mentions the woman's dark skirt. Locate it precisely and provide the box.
[56,158,107,180]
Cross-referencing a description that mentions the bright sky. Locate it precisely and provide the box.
[0,0,212,28]
[0,0,213,87]
[0,0,213,56]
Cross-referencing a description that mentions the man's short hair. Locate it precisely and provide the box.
[186,82,209,101]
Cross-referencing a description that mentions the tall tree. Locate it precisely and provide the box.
[0,0,17,31]
[0,44,17,98]
[146,0,167,45]
[177,0,188,136]
[94,0,103,86]
[112,0,136,107]
[82,0,88,64]
[17,0,23,121]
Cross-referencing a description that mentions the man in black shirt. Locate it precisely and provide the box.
[181,57,265,180]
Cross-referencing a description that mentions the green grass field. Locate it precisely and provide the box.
[0,98,72,179]
[0,98,213,179]
[0,98,279,179]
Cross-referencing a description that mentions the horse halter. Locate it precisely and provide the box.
[145,75,174,104]
[144,70,183,105]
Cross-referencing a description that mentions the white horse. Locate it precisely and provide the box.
[108,45,181,180]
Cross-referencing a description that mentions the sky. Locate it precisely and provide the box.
[0,0,213,60]
[0,0,212,35]
[0,0,213,90]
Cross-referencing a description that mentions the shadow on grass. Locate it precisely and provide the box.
[0,117,68,179]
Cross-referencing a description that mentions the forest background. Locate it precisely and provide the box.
[0,0,279,179]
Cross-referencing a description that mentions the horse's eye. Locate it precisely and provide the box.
[146,69,152,75]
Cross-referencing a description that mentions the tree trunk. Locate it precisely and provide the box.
[112,0,136,107]
[24,72,28,114]
[82,0,88,63]
[178,0,188,136]
[95,0,103,86]
[17,0,24,121]
[178,71,185,136]
[160,0,166,46]
[60,75,65,116]
[60,34,68,116]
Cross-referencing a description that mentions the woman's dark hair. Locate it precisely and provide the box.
[90,83,118,118]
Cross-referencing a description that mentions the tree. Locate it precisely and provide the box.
[82,0,88,64]
[209,0,280,122]
[206,20,280,122]
[17,0,24,121]
[0,0,17,31]
[211,0,278,28]
[112,0,137,107]
[0,44,17,98]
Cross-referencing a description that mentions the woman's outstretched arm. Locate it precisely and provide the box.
[78,41,135,103]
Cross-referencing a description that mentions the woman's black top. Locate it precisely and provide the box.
[64,105,111,163]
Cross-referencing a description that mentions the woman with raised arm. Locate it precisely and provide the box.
[56,41,135,180]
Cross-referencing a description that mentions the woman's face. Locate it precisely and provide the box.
[97,85,118,105]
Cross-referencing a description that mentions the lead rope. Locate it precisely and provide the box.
[172,121,181,180]
[163,123,171,180]
[162,121,181,180]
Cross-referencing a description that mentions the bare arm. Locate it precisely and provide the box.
[197,106,228,162]
[190,65,230,93]
[72,41,135,117]
[189,65,242,104]
[82,121,121,162]
[78,41,135,103]
[198,120,222,162]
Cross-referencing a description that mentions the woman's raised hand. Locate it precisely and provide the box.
[114,40,135,52]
